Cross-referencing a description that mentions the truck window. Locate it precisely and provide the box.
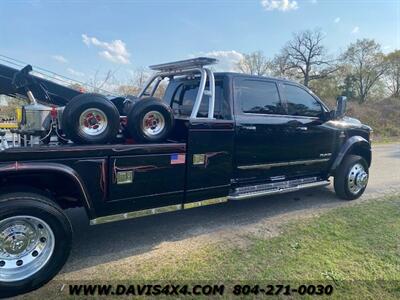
[236,80,284,115]
[169,80,229,119]
[282,84,323,117]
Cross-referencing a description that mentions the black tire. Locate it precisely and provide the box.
[334,155,369,200]
[0,193,72,298]
[62,93,120,144]
[126,97,174,143]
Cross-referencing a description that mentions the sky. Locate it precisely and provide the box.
[0,0,399,85]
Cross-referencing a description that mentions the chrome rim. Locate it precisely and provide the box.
[348,163,368,195]
[141,111,165,137]
[79,108,108,136]
[0,216,55,282]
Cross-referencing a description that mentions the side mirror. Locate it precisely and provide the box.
[335,96,347,119]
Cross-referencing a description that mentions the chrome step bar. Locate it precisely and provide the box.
[229,178,330,201]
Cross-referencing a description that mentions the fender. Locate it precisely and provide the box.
[330,136,371,174]
[0,161,94,217]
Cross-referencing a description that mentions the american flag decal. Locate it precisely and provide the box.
[170,153,186,165]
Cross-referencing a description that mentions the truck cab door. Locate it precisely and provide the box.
[233,78,336,185]
[233,77,292,184]
[279,83,337,172]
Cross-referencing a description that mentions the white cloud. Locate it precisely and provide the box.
[261,0,298,11]
[190,50,244,72]
[52,55,68,63]
[67,68,85,77]
[334,17,341,23]
[351,26,360,34]
[383,45,392,53]
[82,34,131,64]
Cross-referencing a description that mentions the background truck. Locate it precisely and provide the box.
[0,58,372,297]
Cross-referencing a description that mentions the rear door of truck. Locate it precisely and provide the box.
[166,76,235,207]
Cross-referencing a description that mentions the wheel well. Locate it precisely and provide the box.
[348,145,371,167]
[0,171,87,211]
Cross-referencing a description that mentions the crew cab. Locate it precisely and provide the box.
[0,58,372,296]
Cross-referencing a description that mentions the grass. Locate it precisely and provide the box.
[26,195,400,299]
[115,195,400,299]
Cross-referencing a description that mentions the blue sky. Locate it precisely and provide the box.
[0,0,399,84]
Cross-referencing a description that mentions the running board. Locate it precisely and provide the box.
[229,177,330,201]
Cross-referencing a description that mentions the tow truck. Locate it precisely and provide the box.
[0,57,372,297]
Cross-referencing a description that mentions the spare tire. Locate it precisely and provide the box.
[126,97,174,143]
[62,93,120,144]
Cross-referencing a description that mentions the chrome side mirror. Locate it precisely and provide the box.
[335,96,347,119]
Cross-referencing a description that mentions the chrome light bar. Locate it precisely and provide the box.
[149,57,217,72]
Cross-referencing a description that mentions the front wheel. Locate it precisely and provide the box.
[334,155,369,200]
[0,193,72,297]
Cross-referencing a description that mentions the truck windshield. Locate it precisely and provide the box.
[163,79,230,119]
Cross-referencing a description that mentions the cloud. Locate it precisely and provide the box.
[52,55,68,63]
[383,45,392,53]
[261,0,298,11]
[82,34,131,64]
[67,68,85,77]
[351,26,360,34]
[334,17,341,23]
[190,50,244,72]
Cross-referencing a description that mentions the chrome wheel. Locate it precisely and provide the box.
[347,163,368,195]
[141,111,165,137]
[78,108,108,136]
[0,216,55,282]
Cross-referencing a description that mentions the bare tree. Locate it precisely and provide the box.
[342,39,388,103]
[237,51,271,76]
[385,50,400,98]
[68,83,85,92]
[132,67,149,88]
[87,69,117,93]
[274,29,337,86]
[116,68,169,98]
[270,52,298,79]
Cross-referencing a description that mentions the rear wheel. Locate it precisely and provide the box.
[126,97,174,143]
[0,193,72,297]
[62,93,120,144]
[334,155,369,200]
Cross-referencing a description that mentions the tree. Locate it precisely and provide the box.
[86,70,117,93]
[68,83,85,92]
[342,39,388,103]
[236,51,271,76]
[273,29,337,86]
[385,50,400,98]
[117,67,150,96]
[270,52,298,79]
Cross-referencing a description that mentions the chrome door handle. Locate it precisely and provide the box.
[296,126,308,131]
[242,125,256,131]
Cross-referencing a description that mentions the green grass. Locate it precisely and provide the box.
[28,195,400,299]
[122,195,400,299]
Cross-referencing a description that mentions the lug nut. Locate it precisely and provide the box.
[40,237,46,243]
[16,260,23,266]
[0,261,5,267]
[37,224,44,229]
[32,250,39,257]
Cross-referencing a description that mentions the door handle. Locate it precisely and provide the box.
[296,126,308,131]
[241,125,256,131]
